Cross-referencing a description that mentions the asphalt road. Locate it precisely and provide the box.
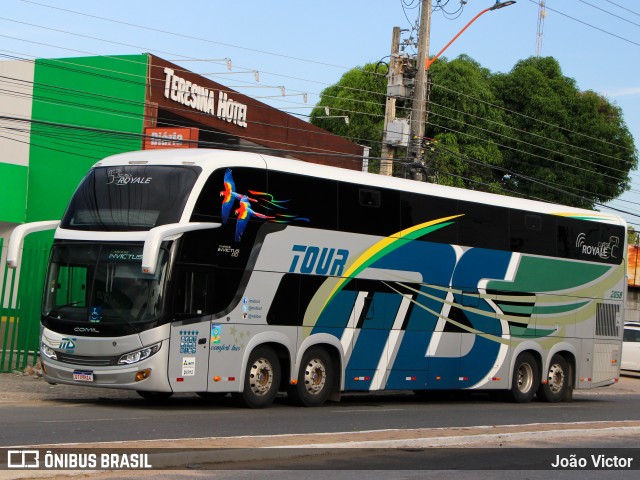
[1,371,640,478]
[1,372,640,446]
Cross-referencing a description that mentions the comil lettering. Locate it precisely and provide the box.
[163,67,248,128]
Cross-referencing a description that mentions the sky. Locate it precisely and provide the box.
[3,0,640,226]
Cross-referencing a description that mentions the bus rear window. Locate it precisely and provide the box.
[61,165,201,231]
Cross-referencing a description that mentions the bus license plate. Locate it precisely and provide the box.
[73,370,94,382]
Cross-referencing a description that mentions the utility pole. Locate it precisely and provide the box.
[380,26,401,177]
[409,0,432,180]
[535,0,546,56]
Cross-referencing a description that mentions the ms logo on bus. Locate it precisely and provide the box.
[43,335,77,353]
[289,245,349,276]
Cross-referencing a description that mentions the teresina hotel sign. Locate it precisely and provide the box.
[163,67,248,128]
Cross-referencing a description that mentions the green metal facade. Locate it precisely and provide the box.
[28,55,148,221]
[0,163,27,224]
[1,54,148,371]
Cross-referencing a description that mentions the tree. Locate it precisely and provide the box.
[311,55,638,209]
[492,57,637,208]
[310,63,387,164]
[426,55,508,192]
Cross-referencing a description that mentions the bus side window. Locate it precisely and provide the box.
[510,210,555,257]
[177,269,213,316]
[338,183,400,236]
[359,189,381,208]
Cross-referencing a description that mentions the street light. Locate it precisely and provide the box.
[425,1,516,70]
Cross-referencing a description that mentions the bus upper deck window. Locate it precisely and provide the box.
[525,214,542,231]
[359,189,381,208]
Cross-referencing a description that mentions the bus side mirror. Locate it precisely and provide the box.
[141,222,220,275]
[7,220,60,269]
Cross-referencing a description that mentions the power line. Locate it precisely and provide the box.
[527,0,640,48]
[605,0,640,18]
[577,0,640,29]
[2,10,635,166]
[429,80,637,154]
[1,55,632,202]
[3,1,639,217]
[17,0,355,72]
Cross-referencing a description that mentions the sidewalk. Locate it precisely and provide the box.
[1,369,640,477]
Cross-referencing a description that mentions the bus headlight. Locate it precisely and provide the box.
[41,342,57,360]
[118,343,161,365]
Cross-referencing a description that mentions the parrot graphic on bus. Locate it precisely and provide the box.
[220,168,245,225]
[234,195,274,241]
[220,168,310,242]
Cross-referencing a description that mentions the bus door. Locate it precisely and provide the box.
[167,269,213,392]
[168,320,211,392]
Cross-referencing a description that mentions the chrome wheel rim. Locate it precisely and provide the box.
[547,363,565,394]
[249,358,274,397]
[517,363,533,393]
[303,358,327,395]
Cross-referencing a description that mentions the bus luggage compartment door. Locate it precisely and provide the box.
[168,320,210,392]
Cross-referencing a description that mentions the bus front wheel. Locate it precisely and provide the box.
[288,347,334,407]
[235,346,281,408]
[537,354,570,403]
[509,352,540,403]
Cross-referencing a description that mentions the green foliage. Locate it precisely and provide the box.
[492,57,637,208]
[312,55,638,209]
[310,63,387,166]
[427,55,507,191]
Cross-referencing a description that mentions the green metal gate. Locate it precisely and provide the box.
[0,237,51,372]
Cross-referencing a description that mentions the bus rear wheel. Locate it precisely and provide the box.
[537,354,570,403]
[235,346,281,409]
[288,347,334,407]
[509,352,540,403]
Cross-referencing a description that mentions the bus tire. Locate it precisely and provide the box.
[137,390,173,401]
[509,352,540,403]
[288,347,334,407]
[235,346,280,409]
[537,354,569,403]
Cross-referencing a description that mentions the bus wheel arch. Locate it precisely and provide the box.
[509,350,541,403]
[538,352,574,403]
[288,344,341,407]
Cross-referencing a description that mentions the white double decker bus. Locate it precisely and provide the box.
[9,149,626,408]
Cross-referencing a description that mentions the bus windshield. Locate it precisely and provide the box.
[60,165,201,231]
[43,244,169,324]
